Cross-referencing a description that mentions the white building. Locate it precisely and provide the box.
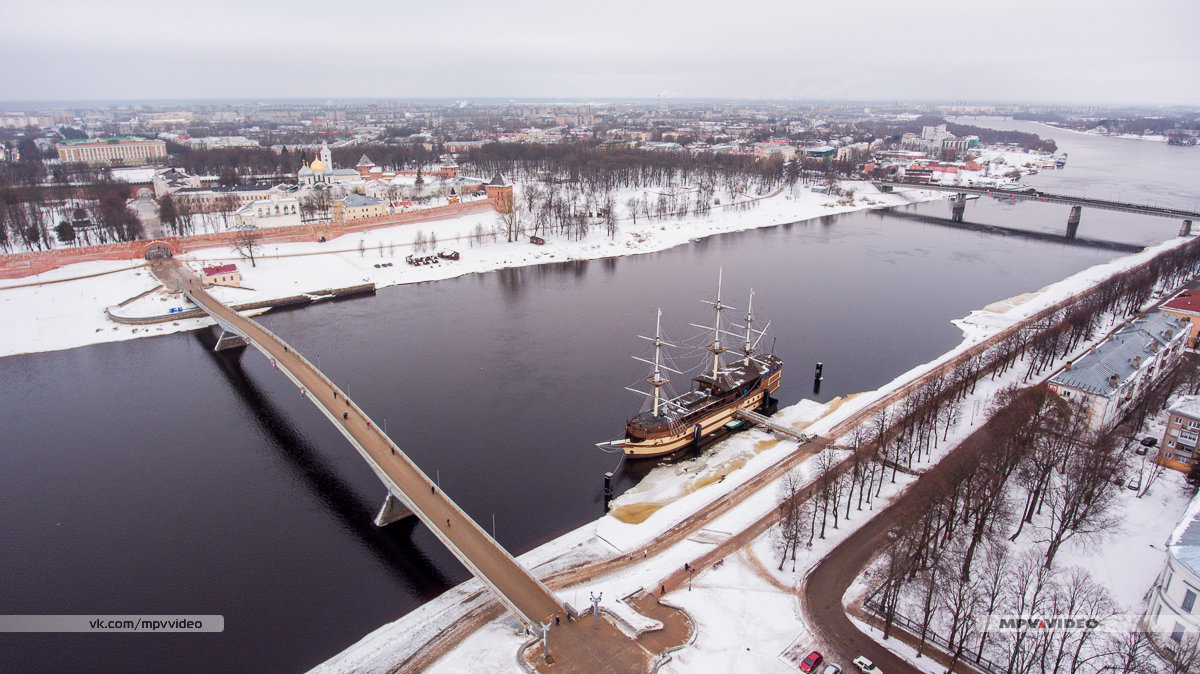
[233,192,302,229]
[297,143,359,188]
[1144,494,1200,654]
[1048,312,1190,430]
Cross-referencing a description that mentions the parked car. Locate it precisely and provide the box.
[800,650,824,672]
[853,656,882,673]
[821,665,843,674]
[1127,476,1141,491]
[1141,436,1158,447]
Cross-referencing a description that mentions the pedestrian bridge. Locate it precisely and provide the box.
[154,259,564,629]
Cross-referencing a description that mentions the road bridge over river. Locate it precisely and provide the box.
[875,180,1199,238]
[153,258,564,630]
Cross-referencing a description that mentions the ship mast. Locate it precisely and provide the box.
[648,309,668,417]
[742,288,755,366]
[704,268,728,380]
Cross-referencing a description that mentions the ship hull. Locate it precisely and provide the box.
[621,368,782,458]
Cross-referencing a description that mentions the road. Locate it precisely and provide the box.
[155,259,564,630]
[802,413,993,674]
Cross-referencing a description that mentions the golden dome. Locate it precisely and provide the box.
[310,159,326,171]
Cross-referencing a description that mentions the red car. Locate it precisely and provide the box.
[801,650,824,672]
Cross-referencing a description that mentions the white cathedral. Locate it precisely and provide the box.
[297,143,359,188]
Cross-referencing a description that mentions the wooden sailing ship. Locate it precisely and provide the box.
[601,272,783,458]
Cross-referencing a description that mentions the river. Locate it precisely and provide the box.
[0,120,1194,672]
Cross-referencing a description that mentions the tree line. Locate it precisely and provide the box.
[774,237,1200,671]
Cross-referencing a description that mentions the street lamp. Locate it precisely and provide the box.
[539,620,552,662]
[590,592,603,630]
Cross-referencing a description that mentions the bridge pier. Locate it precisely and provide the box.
[1066,205,1082,239]
[214,329,248,351]
[950,193,967,223]
[1183,219,1193,237]
[374,492,414,526]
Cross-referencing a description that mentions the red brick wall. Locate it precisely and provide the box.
[0,199,497,280]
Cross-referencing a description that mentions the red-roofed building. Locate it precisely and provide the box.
[1162,289,1200,347]
[201,263,241,287]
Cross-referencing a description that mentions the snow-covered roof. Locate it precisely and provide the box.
[1050,313,1187,396]
[1169,491,1200,577]
[1169,395,1200,421]
[337,193,383,208]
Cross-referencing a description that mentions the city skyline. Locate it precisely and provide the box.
[4,0,1197,106]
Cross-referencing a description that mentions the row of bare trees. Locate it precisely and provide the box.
[773,236,1200,670]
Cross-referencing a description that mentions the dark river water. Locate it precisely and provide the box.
[0,122,1195,673]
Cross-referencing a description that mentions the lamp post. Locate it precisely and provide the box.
[590,592,603,630]
[539,620,552,661]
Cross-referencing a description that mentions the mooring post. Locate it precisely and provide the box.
[813,362,824,395]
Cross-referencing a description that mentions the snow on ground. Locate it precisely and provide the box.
[849,615,942,674]
[605,399,828,529]
[1063,470,1191,612]
[0,259,217,355]
[0,181,937,358]
[659,554,804,674]
[316,233,1199,672]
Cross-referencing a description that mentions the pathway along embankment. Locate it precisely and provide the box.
[396,236,1200,672]
[105,283,375,325]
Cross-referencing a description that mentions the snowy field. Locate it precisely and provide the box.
[0,181,936,358]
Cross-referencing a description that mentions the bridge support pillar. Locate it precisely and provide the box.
[1066,205,1082,239]
[374,492,414,526]
[951,193,967,222]
[214,329,248,351]
[1182,219,1193,237]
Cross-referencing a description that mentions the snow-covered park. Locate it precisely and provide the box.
[0,180,935,358]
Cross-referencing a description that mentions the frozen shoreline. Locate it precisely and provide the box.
[313,230,1194,672]
[0,181,937,359]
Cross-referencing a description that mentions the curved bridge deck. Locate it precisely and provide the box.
[155,259,563,629]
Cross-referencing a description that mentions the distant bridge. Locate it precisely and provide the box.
[153,259,564,630]
[874,181,1198,239]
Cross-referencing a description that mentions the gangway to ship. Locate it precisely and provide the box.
[734,408,812,444]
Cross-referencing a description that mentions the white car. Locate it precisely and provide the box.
[853,656,882,673]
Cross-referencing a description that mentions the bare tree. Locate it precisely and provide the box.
[231,227,262,267]
[496,192,523,242]
[625,196,639,225]
[774,470,811,572]
[1038,428,1124,568]
[938,544,983,672]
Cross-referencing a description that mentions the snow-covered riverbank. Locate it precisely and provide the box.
[313,233,1196,673]
[0,181,935,359]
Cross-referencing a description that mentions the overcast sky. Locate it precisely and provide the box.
[3,0,1197,106]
